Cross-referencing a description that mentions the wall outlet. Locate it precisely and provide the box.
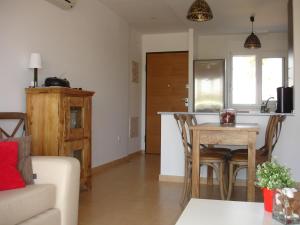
[117,136,121,144]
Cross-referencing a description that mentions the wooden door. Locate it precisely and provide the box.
[146,52,188,154]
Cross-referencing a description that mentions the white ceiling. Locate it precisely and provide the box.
[97,0,288,35]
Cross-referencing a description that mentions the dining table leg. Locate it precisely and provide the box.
[192,130,200,198]
[207,144,214,185]
[247,131,257,202]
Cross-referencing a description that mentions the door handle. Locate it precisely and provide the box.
[182,98,188,103]
[182,98,189,107]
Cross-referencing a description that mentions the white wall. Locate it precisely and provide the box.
[0,0,142,167]
[271,0,300,180]
[188,29,195,112]
[274,0,300,179]
[196,33,288,59]
[141,32,189,149]
[128,29,142,154]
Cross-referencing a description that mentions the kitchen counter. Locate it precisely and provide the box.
[158,111,295,116]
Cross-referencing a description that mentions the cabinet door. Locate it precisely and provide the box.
[64,97,84,140]
[83,96,92,138]
[81,138,91,189]
[27,93,60,156]
[62,139,91,190]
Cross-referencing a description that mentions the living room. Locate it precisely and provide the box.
[0,0,300,225]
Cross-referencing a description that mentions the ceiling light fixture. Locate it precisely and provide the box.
[244,16,261,49]
[187,0,213,22]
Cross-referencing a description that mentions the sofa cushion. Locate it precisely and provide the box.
[18,209,61,225]
[0,184,56,225]
[1,136,34,185]
[0,142,25,191]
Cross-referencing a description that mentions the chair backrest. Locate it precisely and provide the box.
[0,112,28,138]
[262,115,286,161]
[184,114,196,143]
[174,114,192,157]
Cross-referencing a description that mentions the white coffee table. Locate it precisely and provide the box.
[175,199,282,225]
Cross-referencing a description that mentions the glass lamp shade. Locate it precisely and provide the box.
[244,32,261,49]
[187,0,213,22]
[28,53,42,69]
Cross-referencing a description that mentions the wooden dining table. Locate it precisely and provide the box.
[190,123,259,202]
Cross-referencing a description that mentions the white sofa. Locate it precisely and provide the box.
[0,156,80,225]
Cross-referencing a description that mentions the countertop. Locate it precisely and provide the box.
[158,111,295,116]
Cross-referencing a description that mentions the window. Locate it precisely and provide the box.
[230,54,285,109]
[262,58,283,101]
[232,56,256,105]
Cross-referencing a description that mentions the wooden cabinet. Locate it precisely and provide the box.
[26,87,94,189]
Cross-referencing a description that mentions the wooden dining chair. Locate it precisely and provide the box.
[184,114,232,158]
[0,112,28,138]
[226,115,286,200]
[174,114,228,208]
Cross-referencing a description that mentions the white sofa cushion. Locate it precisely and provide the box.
[32,157,80,225]
[18,209,60,225]
[0,184,55,225]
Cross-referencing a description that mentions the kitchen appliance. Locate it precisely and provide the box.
[44,77,70,87]
[194,59,225,112]
[276,87,293,113]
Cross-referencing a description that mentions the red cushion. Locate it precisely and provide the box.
[0,142,25,191]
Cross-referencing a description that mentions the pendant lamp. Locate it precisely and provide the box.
[187,0,213,22]
[244,16,261,49]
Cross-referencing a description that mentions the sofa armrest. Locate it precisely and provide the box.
[31,156,80,225]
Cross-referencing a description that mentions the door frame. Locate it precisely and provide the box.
[145,51,189,154]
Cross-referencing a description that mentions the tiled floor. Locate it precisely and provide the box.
[78,154,262,225]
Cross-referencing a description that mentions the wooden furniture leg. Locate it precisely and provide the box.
[206,144,214,185]
[227,162,234,200]
[219,162,225,200]
[247,132,256,202]
[207,167,214,185]
[192,130,200,198]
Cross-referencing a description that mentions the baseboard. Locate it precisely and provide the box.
[159,175,247,187]
[92,150,144,175]
[159,175,184,183]
[159,175,300,188]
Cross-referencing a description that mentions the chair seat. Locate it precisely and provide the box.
[231,148,248,154]
[230,152,267,164]
[201,151,227,161]
[188,151,226,162]
[230,152,248,162]
[203,147,231,157]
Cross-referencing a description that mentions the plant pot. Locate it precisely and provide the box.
[263,188,274,212]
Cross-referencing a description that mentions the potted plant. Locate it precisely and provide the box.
[256,160,296,212]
